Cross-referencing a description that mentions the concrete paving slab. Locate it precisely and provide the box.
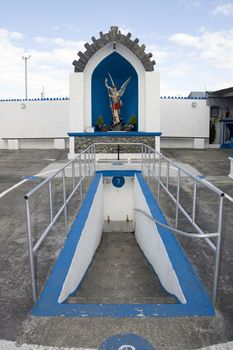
[0,148,233,350]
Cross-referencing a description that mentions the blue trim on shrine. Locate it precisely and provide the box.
[68,131,162,137]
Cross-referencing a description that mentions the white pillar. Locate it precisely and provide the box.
[68,137,75,159]
[194,138,205,149]
[54,139,65,149]
[8,139,19,150]
[228,156,233,179]
[155,136,160,154]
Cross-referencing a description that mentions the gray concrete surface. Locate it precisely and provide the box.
[0,148,233,350]
[68,228,176,305]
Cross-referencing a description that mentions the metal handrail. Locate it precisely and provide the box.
[141,143,224,303]
[142,144,224,196]
[25,144,96,302]
[25,142,224,304]
[134,208,219,239]
[24,144,95,200]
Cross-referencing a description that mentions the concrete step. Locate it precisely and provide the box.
[67,230,177,305]
[68,296,176,304]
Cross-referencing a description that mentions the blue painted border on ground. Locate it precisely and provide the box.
[221,144,233,149]
[135,173,214,317]
[23,175,39,180]
[98,333,156,349]
[32,172,102,314]
[32,170,214,317]
[68,131,162,137]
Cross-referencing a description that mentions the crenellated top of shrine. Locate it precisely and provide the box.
[73,26,156,72]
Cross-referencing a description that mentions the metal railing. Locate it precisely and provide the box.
[25,144,96,302]
[141,144,224,303]
[25,142,224,304]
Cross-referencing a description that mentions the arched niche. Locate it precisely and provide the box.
[83,42,146,131]
[91,52,138,129]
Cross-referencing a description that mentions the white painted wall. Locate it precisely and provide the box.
[160,99,209,138]
[145,71,160,132]
[58,177,104,303]
[0,97,209,150]
[0,100,69,139]
[103,177,134,221]
[69,74,84,132]
[133,175,186,304]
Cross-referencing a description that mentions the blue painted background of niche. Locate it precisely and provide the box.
[91,52,138,129]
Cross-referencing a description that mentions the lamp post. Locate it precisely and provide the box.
[22,55,31,100]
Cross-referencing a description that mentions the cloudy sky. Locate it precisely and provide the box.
[0,0,233,99]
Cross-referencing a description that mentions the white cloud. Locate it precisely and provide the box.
[0,28,86,99]
[212,3,233,16]
[52,23,80,33]
[177,0,201,9]
[34,36,85,49]
[118,27,133,36]
[169,29,233,69]
[147,44,173,64]
[1,25,233,99]
[170,33,201,48]
[0,28,24,41]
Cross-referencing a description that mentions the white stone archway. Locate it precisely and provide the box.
[69,27,160,157]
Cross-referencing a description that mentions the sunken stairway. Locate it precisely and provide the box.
[67,221,177,305]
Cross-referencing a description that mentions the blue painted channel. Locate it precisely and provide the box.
[32,170,214,318]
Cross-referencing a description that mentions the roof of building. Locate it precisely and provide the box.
[188,91,206,98]
[207,87,233,97]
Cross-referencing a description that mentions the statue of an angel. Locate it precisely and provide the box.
[105,73,131,125]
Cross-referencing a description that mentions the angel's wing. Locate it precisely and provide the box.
[119,77,131,97]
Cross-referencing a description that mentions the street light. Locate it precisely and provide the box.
[22,55,31,100]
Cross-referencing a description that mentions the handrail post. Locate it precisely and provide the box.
[153,151,156,177]
[26,198,37,302]
[62,170,68,235]
[175,169,181,228]
[141,144,144,172]
[93,144,96,173]
[166,160,169,189]
[79,156,83,204]
[148,148,150,184]
[84,152,87,177]
[158,153,161,204]
[48,181,53,223]
[212,195,224,304]
[88,147,91,184]
[192,180,197,223]
[72,161,75,190]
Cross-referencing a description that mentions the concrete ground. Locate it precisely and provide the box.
[0,148,233,350]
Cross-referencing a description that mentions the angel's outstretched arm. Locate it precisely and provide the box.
[105,78,112,91]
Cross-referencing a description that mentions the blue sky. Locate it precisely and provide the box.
[0,0,233,98]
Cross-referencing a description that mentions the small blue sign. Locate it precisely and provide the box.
[98,333,156,350]
[112,176,125,188]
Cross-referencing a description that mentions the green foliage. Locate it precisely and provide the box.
[209,122,216,144]
[96,115,103,127]
[129,114,137,126]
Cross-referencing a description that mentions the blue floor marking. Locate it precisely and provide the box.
[32,170,215,318]
[98,333,156,349]
[23,175,39,180]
